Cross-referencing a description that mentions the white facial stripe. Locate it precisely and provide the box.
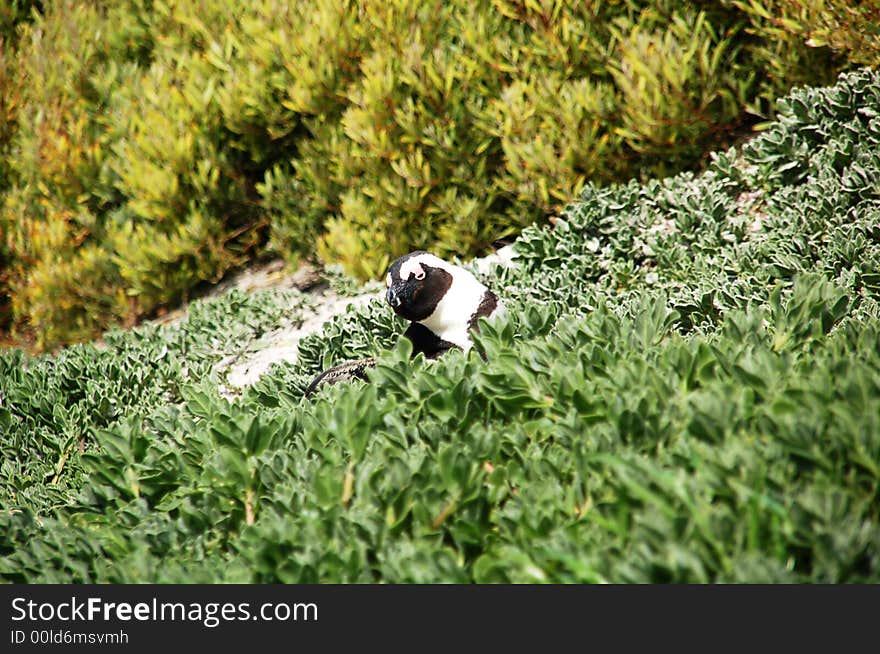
[385,273,392,288]
[399,253,448,280]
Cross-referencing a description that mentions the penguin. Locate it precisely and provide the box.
[304,251,504,396]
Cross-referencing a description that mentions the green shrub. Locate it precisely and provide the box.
[729,0,880,71]
[0,1,42,41]
[305,1,769,276]
[0,0,868,348]
[0,39,20,328]
[1,2,136,346]
[1,69,878,583]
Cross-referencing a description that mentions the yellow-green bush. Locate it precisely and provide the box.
[730,0,880,70]
[0,1,42,40]
[720,0,864,119]
[0,0,870,347]
[1,2,129,345]
[0,35,21,326]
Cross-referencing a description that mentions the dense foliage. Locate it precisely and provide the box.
[2,0,873,348]
[1,69,878,582]
[732,0,880,72]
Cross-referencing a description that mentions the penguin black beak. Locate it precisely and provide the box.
[386,287,401,308]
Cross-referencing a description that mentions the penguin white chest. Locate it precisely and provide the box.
[417,269,489,350]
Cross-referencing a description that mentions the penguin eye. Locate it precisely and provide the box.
[414,268,426,281]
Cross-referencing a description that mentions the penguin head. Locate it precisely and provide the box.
[384,251,454,322]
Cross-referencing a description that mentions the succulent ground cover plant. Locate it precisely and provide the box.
[1,69,878,582]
